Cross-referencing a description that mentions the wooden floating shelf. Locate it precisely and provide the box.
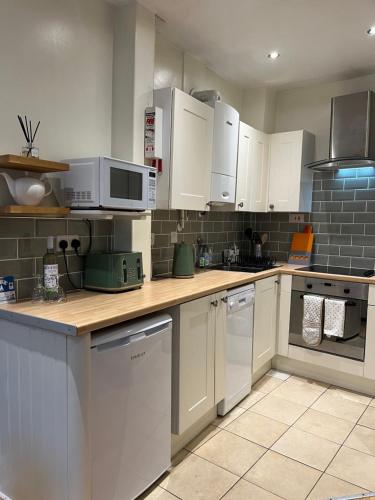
[0,154,69,173]
[0,205,70,217]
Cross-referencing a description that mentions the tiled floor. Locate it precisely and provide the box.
[141,371,375,500]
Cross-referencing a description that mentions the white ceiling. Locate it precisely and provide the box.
[138,0,375,89]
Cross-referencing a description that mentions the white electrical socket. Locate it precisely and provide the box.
[289,214,304,223]
[56,235,80,252]
[170,231,178,244]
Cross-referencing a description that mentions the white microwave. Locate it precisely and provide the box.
[59,156,156,211]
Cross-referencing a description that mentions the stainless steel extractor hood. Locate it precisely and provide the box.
[307,90,375,171]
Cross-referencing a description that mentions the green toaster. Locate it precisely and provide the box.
[84,252,144,292]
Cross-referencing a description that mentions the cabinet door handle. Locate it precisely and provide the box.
[221,296,228,303]
[238,202,244,208]
[211,300,218,307]
[269,204,274,210]
[275,279,280,284]
[226,120,233,126]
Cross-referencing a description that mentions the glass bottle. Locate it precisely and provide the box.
[31,275,45,303]
[43,236,59,302]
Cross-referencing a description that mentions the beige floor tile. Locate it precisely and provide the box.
[244,450,321,500]
[327,446,375,491]
[226,410,289,448]
[253,375,284,394]
[238,389,266,409]
[358,405,375,429]
[327,386,372,406]
[294,408,355,444]
[267,369,291,381]
[345,424,375,456]
[139,485,179,499]
[370,398,375,407]
[212,406,246,429]
[171,449,190,467]
[287,375,330,390]
[307,473,368,500]
[251,393,308,425]
[271,427,340,471]
[222,479,283,500]
[194,429,266,476]
[185,425,221,452]
[160,453,238,500]
[271,377,327,407]
[311,390,367,423]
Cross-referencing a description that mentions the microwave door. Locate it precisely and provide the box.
[99,159,148,210]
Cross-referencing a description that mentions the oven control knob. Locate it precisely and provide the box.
[344,288,350,294]
[307,284,312,289]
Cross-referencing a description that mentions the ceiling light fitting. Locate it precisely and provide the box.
[367,26,375,36]
[268,51,280,60]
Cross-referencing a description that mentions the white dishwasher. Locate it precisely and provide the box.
[218,284,255,415]
[91,313,172,500]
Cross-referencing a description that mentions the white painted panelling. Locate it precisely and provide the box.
[67,335,91,500]
[0,320,68,500]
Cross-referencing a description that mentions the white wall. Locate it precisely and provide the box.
[154,32,244,111]
[274,73,375,160]
[0,0,114,162]
[241,87,276,133]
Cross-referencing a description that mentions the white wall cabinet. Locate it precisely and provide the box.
[171,291,227,435]
[154,87,214,211]
[253,276,279,373]
[268,130,315,212]
[236,122,269,213]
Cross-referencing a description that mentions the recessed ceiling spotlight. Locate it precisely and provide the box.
[268,51,280,60]
[367,26,375,36]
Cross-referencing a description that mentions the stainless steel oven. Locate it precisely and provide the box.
[289,276,368,361]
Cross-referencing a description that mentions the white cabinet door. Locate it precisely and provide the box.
[250,128,269,212]
[364,302,375,380]
[173,294,216,434]
[170,88,214,210]
[212,101,239,177]
[235,122,269,212]
[214,291,227,404]
[235,122,252,211]
[277,275,292,357]
[253,276,279,373]
[268,130,314,212]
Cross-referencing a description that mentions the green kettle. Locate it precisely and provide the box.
[172,242,195,278]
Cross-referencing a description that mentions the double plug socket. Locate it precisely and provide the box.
[56,235,81,252]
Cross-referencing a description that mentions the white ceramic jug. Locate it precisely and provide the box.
[0,172,52,206]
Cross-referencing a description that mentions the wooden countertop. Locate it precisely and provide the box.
[1,265,375,336]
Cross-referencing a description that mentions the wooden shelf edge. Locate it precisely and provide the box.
[0,205,70,217]
[0,154,69,173]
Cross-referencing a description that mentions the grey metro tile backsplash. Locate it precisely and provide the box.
[254,167,375,270]
[151,167,375,275]
[0,218,113,300]
[151,210,254,277]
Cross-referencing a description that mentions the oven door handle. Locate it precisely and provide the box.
[299,294,356,307]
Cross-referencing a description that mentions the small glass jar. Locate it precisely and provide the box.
[21,143,39,158]
[31,275,45,303]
